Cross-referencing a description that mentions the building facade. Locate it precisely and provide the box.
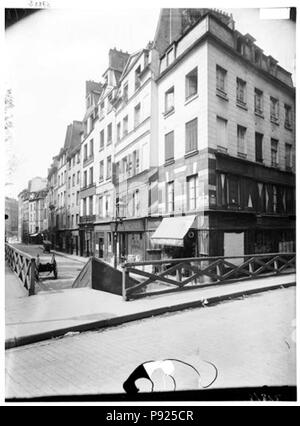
[23,8,295,265]
[53,121,82,252]
[153,8,295,259]
[18,177,48,243]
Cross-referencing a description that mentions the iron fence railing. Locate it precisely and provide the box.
[5,243,37,296]
[121,252,296,301]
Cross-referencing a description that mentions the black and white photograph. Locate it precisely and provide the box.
[3,0,297,407]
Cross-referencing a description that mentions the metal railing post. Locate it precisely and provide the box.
[29,258,36,296]
[122,263,128,301]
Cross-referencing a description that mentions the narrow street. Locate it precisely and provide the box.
[11,244,86,291]
[5,287,296,399]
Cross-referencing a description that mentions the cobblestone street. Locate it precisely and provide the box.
[5,287,296,399]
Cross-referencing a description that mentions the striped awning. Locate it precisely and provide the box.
[151,215,196,247]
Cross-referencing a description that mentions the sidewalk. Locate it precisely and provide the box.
[51,249,87,264]
[5,272,295,349]
[5,265,28,300]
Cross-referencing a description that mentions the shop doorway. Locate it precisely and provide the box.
[98,237,104,258]
[224,232,244,265]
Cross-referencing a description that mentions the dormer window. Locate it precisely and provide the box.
[166,48,175,67]
[254,49,262,66]
[237,37,244,54]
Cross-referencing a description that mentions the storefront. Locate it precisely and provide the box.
[79,225,95,257]
[94,223,113,263]
[149,215,199,261]
[71,230,79,255]
[116,218,145,263]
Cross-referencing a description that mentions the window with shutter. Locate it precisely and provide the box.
[185,118,198,154]
[216,117,228,152]
[165,131,174,162]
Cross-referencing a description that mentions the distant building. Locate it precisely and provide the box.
[18,178,48,243]
[28,177,47,192]
[5,197,18,241]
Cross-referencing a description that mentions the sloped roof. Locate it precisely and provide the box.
[63,120,83,152]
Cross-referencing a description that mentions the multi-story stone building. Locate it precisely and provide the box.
[112,44,160,264]
[46,156,59,246]
[18,177,48,243]
[5,197,19,241]
[92,49,129,263]
[52,121,82,252]
[151,8,295,259]
[66,135,82,255]
[26,8,294,265]
[18,189,29,243]
[79,80,103,257]
[28,189,48,237]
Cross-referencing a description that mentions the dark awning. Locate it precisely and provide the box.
[151,215,196,247]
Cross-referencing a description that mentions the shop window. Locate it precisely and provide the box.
[227,176,240,207]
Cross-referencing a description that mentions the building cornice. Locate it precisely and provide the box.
[156,26,295,96]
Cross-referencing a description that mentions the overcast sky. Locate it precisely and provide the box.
[4,6,296,199]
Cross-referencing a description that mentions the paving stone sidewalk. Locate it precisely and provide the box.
[5,268,295,347]
[5,287,296,399]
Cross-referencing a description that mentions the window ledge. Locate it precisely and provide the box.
[163,108,175,119]
[164,159,175,167]
[236,101,248,111]
[217,146,228,154]
[284,123,293,131]
[184,149,199,159]
[270,117,280,126]
[255,111,264,119]
[185,93,198,106]
[216,90,229,101]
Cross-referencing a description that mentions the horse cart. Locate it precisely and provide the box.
[35,253,58,280]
